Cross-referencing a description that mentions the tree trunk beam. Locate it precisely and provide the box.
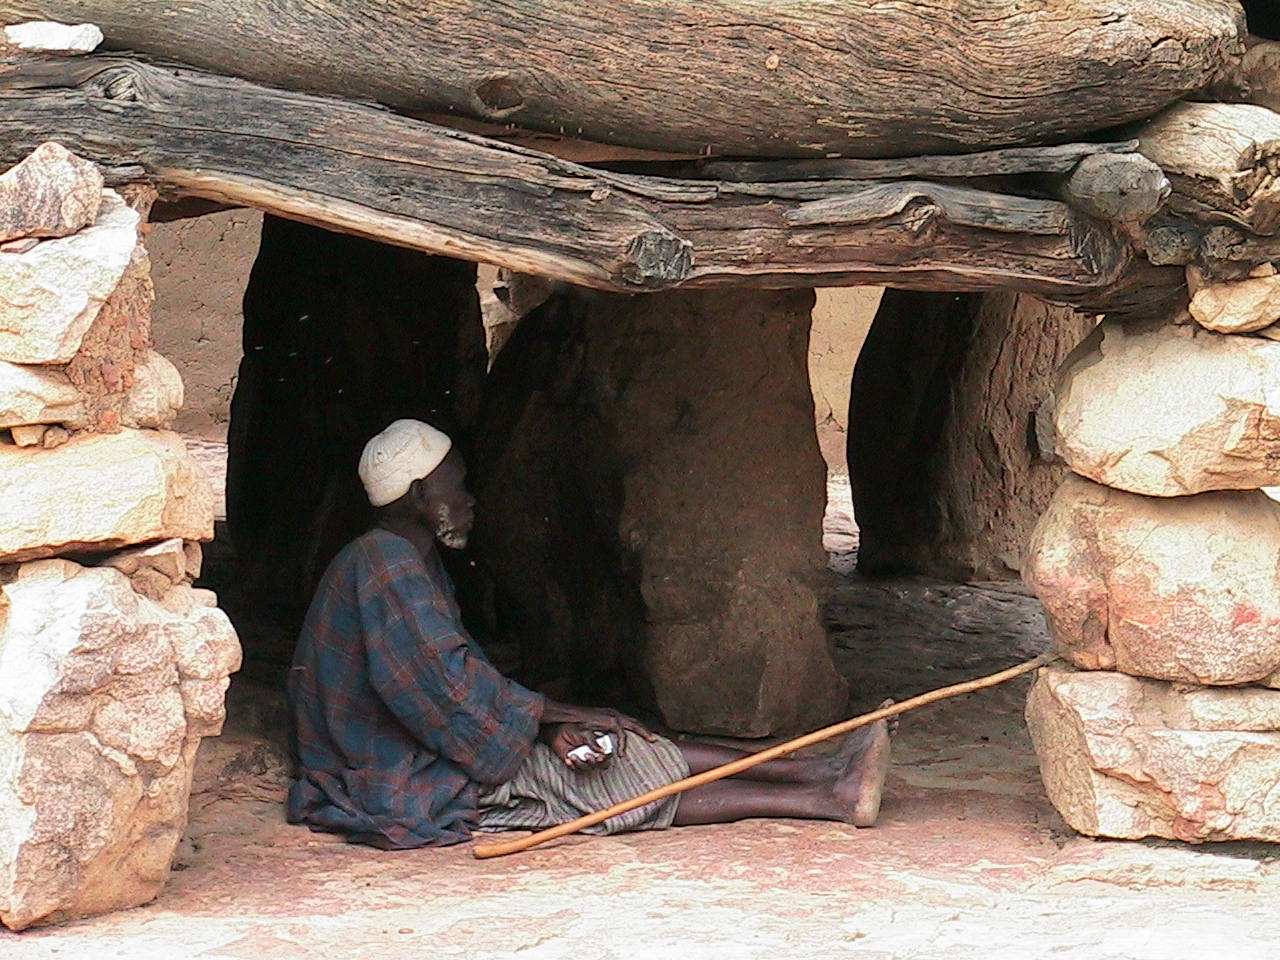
[0,0,1246,159]
[1056,153,1171,229]
[1212,35,1280,113]
[0,56,1138,300]
[786,182,1078,235]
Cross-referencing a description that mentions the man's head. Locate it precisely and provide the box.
[359,419,475,548]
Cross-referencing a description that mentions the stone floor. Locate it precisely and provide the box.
[5,565,1280,958]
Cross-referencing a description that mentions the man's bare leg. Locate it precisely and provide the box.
[671,713,893,828]
[675,700,898,784]
[677,730,869,783]
[833,709,893,826]
[677,742,837,783]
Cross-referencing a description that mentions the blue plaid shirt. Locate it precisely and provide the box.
[287,528,545,848]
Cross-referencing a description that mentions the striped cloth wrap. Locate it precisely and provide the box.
[478,734,690,834]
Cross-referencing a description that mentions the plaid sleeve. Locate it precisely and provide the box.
[356,535,545,786]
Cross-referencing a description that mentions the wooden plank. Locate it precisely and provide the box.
[0,0,1245,158]
[700,142,1140,182]
[785,182,1075,235]
[0,55,1138,302]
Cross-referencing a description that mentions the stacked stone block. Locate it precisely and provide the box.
[1024,273,1280,843]
[0,142,241,930]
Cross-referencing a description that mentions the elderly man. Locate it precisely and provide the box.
[288,419,892,849]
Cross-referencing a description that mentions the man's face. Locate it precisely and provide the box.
[416,449,475,550]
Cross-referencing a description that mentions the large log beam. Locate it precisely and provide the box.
[0,0,1246,159]
[0,55,1142,302]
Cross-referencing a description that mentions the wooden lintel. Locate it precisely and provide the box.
[0,55,1141,304]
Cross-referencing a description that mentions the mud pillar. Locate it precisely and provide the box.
[473,286,846,737]
[848,289,1093,579]
[226,216,486,653]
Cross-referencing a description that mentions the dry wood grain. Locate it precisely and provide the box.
[1137,101,1280,234]
[0,0,1245,158]
[700,142,1142,183]
[0,56,1139,302]
[1124,100,1280,280]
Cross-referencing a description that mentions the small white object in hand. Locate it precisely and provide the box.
[4,21,104,55]
[566,734,615,764]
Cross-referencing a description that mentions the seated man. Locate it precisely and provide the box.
[287,419,892,849]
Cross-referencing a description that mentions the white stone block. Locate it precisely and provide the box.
[1055,318,1280,496]
[1187,264,1280,334]
[1028,665,1280,843]
[0,429,214,563]
[0,557,239,930]
[121,350,183,430]
[3,22,103,55]
[1026,474,1280,686]
[0,359,84,428]
[0,142,103,243]
[0,191,139,364]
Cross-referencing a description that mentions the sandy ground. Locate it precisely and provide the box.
[4,447,1277,957]
[6,573,1280,958]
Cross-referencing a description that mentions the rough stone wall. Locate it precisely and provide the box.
[1025,275,1280,844]
[0,142,240,930]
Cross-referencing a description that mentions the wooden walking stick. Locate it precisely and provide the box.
[473,650,1059,859]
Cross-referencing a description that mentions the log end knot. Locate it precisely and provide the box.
[1063,153,1170,227]
[618,231,693,289]
[474,75,525,117]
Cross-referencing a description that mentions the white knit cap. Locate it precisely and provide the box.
[358,419,453,507]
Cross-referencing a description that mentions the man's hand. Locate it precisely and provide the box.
[539,701,658,758]
[541,722,610,771]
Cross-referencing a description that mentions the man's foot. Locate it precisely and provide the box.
[832,699,899,766]
[830,702,895,827]
[773,722,886,784]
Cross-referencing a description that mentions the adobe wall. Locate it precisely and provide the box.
[809,287,881,476]
[147,210,261,439]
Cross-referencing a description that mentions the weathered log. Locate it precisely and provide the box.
[0,55,1137,301]
[1209,31,1280,111]
[1126,100,1280,279]
[0,0,1246,158]
[701,142,1144,183]
[702,145,1174,242]
[1056,153,1171,230]
[1137,101,1280,234]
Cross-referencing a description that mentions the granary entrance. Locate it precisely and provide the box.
[161,213,864,737]
[159,213,1082,743]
